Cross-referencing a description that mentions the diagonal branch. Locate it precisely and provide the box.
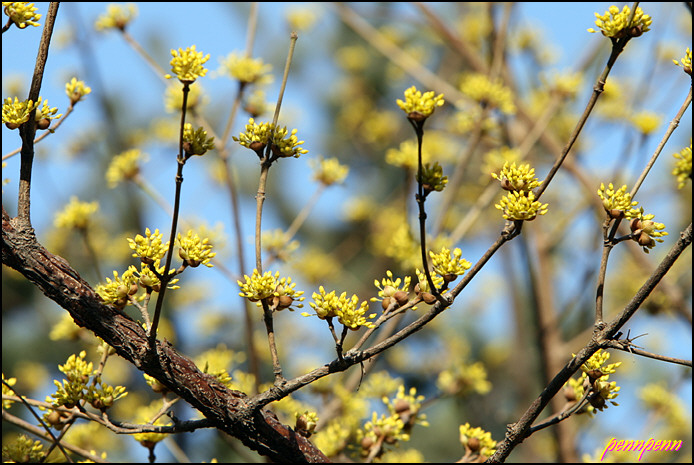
[1,207,329,463]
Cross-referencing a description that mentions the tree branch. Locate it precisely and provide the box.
[1,207,329,463]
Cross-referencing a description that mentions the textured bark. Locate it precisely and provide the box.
[2,207,329,463]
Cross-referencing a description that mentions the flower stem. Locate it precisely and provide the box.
[149,82,190,347]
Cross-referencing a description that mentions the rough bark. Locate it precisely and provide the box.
[2,207,329,463]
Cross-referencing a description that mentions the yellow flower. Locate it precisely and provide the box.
[165,45,210,83]
[65,77,92,105]
[177,229,216,267]
[396,85,444,120]
[54,196,99,230]
[106,148,147,188]
[2,96,39,129]
[495,190,548,221]
[630,111,662,135]
[127,228,169,263]
[673,47,692,75]
[95,266,138,308]
[1,434,45,463]
[217,52,272,85]
[672,143,692,189]
[2,2,41,28]
[182,123,215,157]
[238,269,304,311]
[94,3,137,31]
[597,183,640,219]
[459,423,497,458]
[588,5,652,38]
[459,73,515,115]
[233,118,308,159]
[429,247,471,281]
[629,209,668,254]
[311,156,349,186]
[492,161,542,192]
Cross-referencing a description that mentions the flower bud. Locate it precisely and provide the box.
[36,118,51,130]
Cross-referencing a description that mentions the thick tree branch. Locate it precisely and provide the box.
[2,207,329,463]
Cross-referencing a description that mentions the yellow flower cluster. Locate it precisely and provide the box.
[237,269,304,311]
[437,361,492,396]
[492,162,547,221]
[233,118,308,159]
[177,229,216,267]
[128,228,169,264]
[396,85,445,120]
[95,266,138,308]
[672,143,692,189]
[165,45,210,83]
[2,2,41,28]
[218,52,272,85]
[429,247,472,282]
[303,286,375,330]
[418,162,448,195]
[459,73,515,115]
[588,5,652,39]
[182,123,215,157]
[383,385,429,430]
[54,196,99,230]
[567,349,622,414]
[492,162,541,193]
[311,156,349,186]
[2,374,17,409]
[94,3,137,31]
[630,111,661,135]
[106,148,147,188]
[1,434,45,463]
[597,183,640,220]
[673,48,692,75]
[65,77,91,105]
[371,270,411,310]
[459,422,497,459]
[629,209,668,253]
[2,96,39,129]
[262,229,299,263]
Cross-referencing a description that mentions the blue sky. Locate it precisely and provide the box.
[3,3,692,462]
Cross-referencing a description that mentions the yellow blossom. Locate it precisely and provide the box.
[630,111,662,135]
[495,190,548,221]
[396,85,445,120]
[54,196,99,230]
[672,143,692,189]
[65,77,91,105]
[597,183,640,219]
[2,96,39,129]
[673,47,692,75]
[459,422,497,459]
[177,229,216,267]
[311,156,349,186]
[106,148,147,188]
[459,73,515,115]
[2,2,41,28]
[165,45,210,83]
[217,52,272,85]
[94,3,137,31]
[588,5,652,38]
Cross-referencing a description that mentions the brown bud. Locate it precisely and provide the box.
[36,118,51,130]
[421,292,437,304]
[636,233,655,248]
[381,296,393,310]
[393,290,409,306]
[467,436,480,452]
